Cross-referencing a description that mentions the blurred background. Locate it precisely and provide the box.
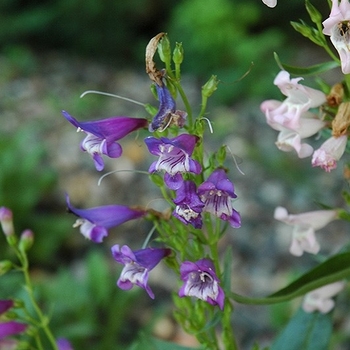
[1,0,349,349]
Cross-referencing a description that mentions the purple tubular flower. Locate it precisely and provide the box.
[173,181,204,229]
[149,84,187,132]
[179,259,225,310]
[144,134,202,189]
[66,194,145,243]
[57,338,74,350]
[111,245,171,299]
[0,300,27,340]
[62,111,148,171]
[198,169,241,228]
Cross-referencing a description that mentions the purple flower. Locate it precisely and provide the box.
[111,245,171,299]
[179,259,225,310]
[0,300,27,340]
[144,134,202,189]
[66,194,146,243]
[57,338,74,350]
[62,111,148,171]
[149,83,187,132]
[173,181,204,229]
[197,169,241,228]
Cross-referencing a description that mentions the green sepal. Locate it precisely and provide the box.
[337,207,350,221]
[305,0,322,24]
[270,308,332,350]
[173,42,184,65]
[229,252,350,305]
[274,52,339,75]
[149,173,164,187]
[157,34,171,64]
[144,103,158,117]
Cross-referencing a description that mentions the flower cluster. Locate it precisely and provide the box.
[261,69,348,172]
[64,34,241,311]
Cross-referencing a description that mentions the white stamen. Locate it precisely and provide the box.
[199,117,214,133]
[226,145,245,175]
[80,90,146,107]
[97,169,149,186]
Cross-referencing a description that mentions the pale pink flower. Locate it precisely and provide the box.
[323,0,350,74]
[275,112,326,158]
[312,135,347,172]
[274,206,338,256]
[261,71,326,132]
[303,281,346,313]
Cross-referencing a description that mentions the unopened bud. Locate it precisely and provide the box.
[158,35,171,64]
[327,83,344,107]
[173,42,184,65]
[332,102,350,137]
[0,260,13,276]
[0,207,15,237]
[18,229,34,252]
[202,75,219,98]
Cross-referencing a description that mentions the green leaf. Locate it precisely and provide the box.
[128,333,202,350]
[274,52,339,75]
[230,252,350,305]
[270,308,332,350]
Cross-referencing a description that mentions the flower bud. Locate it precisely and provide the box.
[158,35,171,64]
[0,207,15,237]
[18,229,34,252]
[0,260,13,276]
[202,75,219,98]
[173,42,184,65]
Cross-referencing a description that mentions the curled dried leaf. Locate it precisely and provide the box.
[332,102,350,137]
[327,83,344,107]
[146,32,166,86]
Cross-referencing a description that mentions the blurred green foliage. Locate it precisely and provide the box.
[1,249,145,349]
[0,122,71,266]
[0,0,312,102]
[0,0,172,64]
[168,0,285,102]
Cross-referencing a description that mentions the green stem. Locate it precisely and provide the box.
[16,249,58,350]
[171,79,193,128]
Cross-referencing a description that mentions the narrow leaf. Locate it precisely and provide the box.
[270,308,332,350]
[274,52,339,75]
[230,252,350,305]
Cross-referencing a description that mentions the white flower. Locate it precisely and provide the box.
[303,281,346,313]
[262,0,277,8]
[274,207,338,256]
[323,0,350,74]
